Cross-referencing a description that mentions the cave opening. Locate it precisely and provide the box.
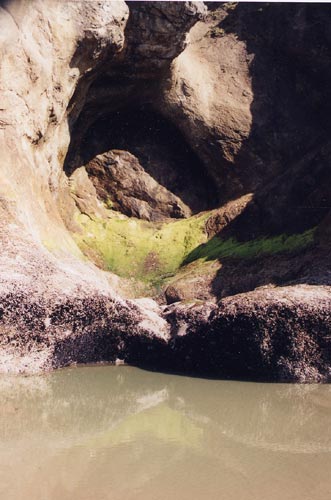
[65,104,219,221]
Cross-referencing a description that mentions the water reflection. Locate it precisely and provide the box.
[1,366,331,500]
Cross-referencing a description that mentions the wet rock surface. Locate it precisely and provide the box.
[124,285,331,383]
[0,1,330,382]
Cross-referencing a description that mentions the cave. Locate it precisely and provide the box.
[65,103,219,221]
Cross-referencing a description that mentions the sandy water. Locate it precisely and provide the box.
[1,365,331,500]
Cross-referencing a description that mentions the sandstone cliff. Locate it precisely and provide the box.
[0,1,330,381]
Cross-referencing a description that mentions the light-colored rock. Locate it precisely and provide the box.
[160,10,253,198]
[0,0,208,374]
[0,0,128,250]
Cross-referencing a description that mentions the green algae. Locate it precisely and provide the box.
[183,228,316,265]
[72,206,315,293]
[73,211,211,285]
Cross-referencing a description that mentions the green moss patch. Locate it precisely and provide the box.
[72,205,316,296]
[73,211,211,286]
[183,228,316,265]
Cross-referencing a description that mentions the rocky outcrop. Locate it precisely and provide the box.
[116,1,207,78]
[159,4,331,210]
[124,285,331,383]
[0,0,169,373]
[85,150,191,221]
[0,1,330,382]
[63,1,206,174]
[0,0,208,374]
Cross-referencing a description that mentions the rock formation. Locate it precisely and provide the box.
[0,1,330,381]
[84,150,192,221]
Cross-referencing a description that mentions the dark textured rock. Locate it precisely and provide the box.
[203,286,331,382]
[75,105,219,216]
[127,287,331,383]
[85,150,191,221]
[116,1,207,78]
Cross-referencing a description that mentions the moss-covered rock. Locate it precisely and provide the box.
[73,210,212,289]
[184,229,316,264]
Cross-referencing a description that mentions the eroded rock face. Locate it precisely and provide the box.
[160,3,331,219]
[161,286,331,382]
[85,150,191,221]
[0,0,167,373]
[0,0,210,374]
[63,1,206,173]
[118,1,207,78]
[0,1,330,382]
[67,104,219,217]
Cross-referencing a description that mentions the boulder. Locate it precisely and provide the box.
[85,150,191,221]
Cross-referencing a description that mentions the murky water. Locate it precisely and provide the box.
[1,366,331,500]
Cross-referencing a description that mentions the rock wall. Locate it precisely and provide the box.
[0,0,170,372]
[0,1,330,381]
[0,0,127,247]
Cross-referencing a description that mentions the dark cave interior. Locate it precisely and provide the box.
[65,104,219,219]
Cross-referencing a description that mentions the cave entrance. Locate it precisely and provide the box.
[66,104,219,221]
